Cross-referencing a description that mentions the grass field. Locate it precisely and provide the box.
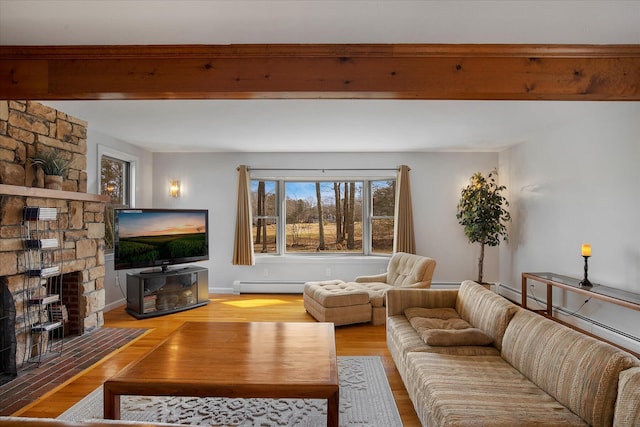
[253,221,393,253]
[117,233,207,265]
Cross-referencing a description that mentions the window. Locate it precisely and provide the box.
[370,180,395,254]
[251,180,278,254]
[99,146,136,251]
[251,177,395,255]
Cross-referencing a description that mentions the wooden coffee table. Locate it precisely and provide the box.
[103,321,339,426]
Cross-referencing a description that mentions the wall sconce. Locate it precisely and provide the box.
[169,180,181,198]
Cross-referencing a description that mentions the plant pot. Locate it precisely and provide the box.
[44,174,63,190]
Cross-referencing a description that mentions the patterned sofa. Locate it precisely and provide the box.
[387,280,640,426]
[304,252,436,326]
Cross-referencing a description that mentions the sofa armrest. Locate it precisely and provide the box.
[354,273,388,283]
[386,288,458,317]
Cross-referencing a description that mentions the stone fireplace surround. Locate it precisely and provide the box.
[0,100,108,368]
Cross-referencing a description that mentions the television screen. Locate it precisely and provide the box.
[114,208,209,271]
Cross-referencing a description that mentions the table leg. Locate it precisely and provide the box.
[521,275,528,309]
[103,385,120,420]
[327,389,339,427]
[547,284,553,317]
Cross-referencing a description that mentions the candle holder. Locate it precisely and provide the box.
[579,256,593,288]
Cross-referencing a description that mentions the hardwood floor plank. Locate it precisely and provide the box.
[15,294,421,426]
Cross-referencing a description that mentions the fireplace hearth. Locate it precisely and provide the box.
[0,101,109,370]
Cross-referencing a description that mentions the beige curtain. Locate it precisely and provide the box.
[232,165,255,265]
[393,165,416,254]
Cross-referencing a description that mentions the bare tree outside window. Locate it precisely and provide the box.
[251,177,394,256]
[283,181,362,253]
[371,180,395,254]
[251,180,277,253]
[101,156,131,250]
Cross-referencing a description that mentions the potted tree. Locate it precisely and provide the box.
[456,169,511,284]
[31,148,69,190]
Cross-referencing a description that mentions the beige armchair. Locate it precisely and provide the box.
[354,251,436,289]
[303,252,436,326]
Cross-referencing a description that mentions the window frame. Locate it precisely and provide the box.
[251,179,279,254]
[250,174,396,257]
[369,179,396,255]
[98,145,138,252]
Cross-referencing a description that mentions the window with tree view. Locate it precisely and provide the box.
[101,155,131,250]
[251,180,278,253]
[251,178,395,255]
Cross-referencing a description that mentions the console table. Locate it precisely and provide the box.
[521,272,640,317]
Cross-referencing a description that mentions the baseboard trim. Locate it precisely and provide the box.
[104,298,126,312]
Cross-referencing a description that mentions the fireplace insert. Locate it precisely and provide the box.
[0,279,17,385]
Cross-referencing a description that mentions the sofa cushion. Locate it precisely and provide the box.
[408,315,472,331]
[502,308,640,427]
[420,328,493,346]
[405,306,493,345]
[404,307,460,320]
[456,280,519,351]
[613,367,640,427]
[405,352,587,426]
[387,315,500,359]
[358,282,392,307]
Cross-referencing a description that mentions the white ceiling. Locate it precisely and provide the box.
[1,1,639,153]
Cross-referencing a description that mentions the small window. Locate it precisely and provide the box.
[99,148,136,251]
[370,180,395,254]
[101,156,130,206]
[251,180,278,254]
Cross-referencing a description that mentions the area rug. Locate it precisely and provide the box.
[58,356,401,427]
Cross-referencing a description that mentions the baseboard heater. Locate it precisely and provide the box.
[497,283,640,355]
[232,280,460,295]
[232,281,307,294]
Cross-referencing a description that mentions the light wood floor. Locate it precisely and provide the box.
[15,293,422,426]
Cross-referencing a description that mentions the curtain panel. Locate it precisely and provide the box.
[393,165,416,254]
[232,165,255,266]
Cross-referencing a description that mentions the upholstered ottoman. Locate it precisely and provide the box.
[303,280,372,326]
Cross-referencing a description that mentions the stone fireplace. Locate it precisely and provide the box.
[0,100,107,368]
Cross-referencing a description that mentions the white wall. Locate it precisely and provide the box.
[151,151,498,293]
[499,102,640,350]
[86,129,154,310]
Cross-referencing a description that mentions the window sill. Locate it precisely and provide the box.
[255,254,391,264]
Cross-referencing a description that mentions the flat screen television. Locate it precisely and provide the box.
[114,208,209,272]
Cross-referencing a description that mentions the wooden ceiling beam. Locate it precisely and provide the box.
[1,44,639,100]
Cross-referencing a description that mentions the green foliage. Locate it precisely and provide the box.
[117,240,160,264]
[118,233,207,265]
[31,148,70,176]
[167,234,208,258]
[456,170,511,282]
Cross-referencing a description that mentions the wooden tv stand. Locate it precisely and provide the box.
[125,266,209,319]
